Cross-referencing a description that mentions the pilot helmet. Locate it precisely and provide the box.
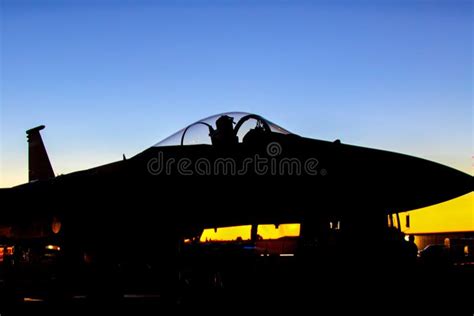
[215,115,235,133]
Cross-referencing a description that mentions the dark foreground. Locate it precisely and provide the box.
[1,263,473,315]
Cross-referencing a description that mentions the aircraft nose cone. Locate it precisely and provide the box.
[320,141,473,211]
[392,158,472,211]
[357,149,472,211]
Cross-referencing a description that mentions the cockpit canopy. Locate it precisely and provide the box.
[154,112,292,147]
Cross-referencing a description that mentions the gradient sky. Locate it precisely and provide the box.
[1,0,472,188]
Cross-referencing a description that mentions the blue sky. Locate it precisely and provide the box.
[1,0,472,187]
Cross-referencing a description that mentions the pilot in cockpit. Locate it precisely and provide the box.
[210,115,238,147]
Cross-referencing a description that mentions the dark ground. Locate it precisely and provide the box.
[1,263,473,315]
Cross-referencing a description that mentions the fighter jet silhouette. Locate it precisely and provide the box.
[0,112,471,303]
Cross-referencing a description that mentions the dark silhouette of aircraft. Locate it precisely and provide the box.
[0,112,471,304]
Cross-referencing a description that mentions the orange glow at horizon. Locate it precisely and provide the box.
[200,225,252,242]
[199,223,301,242]
[403,192,473,234]
[257,224,300,239]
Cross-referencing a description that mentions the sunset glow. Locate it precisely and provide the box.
[199,224,301,242]
[402,192,473,234]
[257,224,301,239]
[200,225,252,242]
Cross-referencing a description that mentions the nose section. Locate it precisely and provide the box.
[389,157,472,211]
[318,140,473,212]
[357,147,472,212]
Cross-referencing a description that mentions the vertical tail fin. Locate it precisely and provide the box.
[26,125,55,182]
